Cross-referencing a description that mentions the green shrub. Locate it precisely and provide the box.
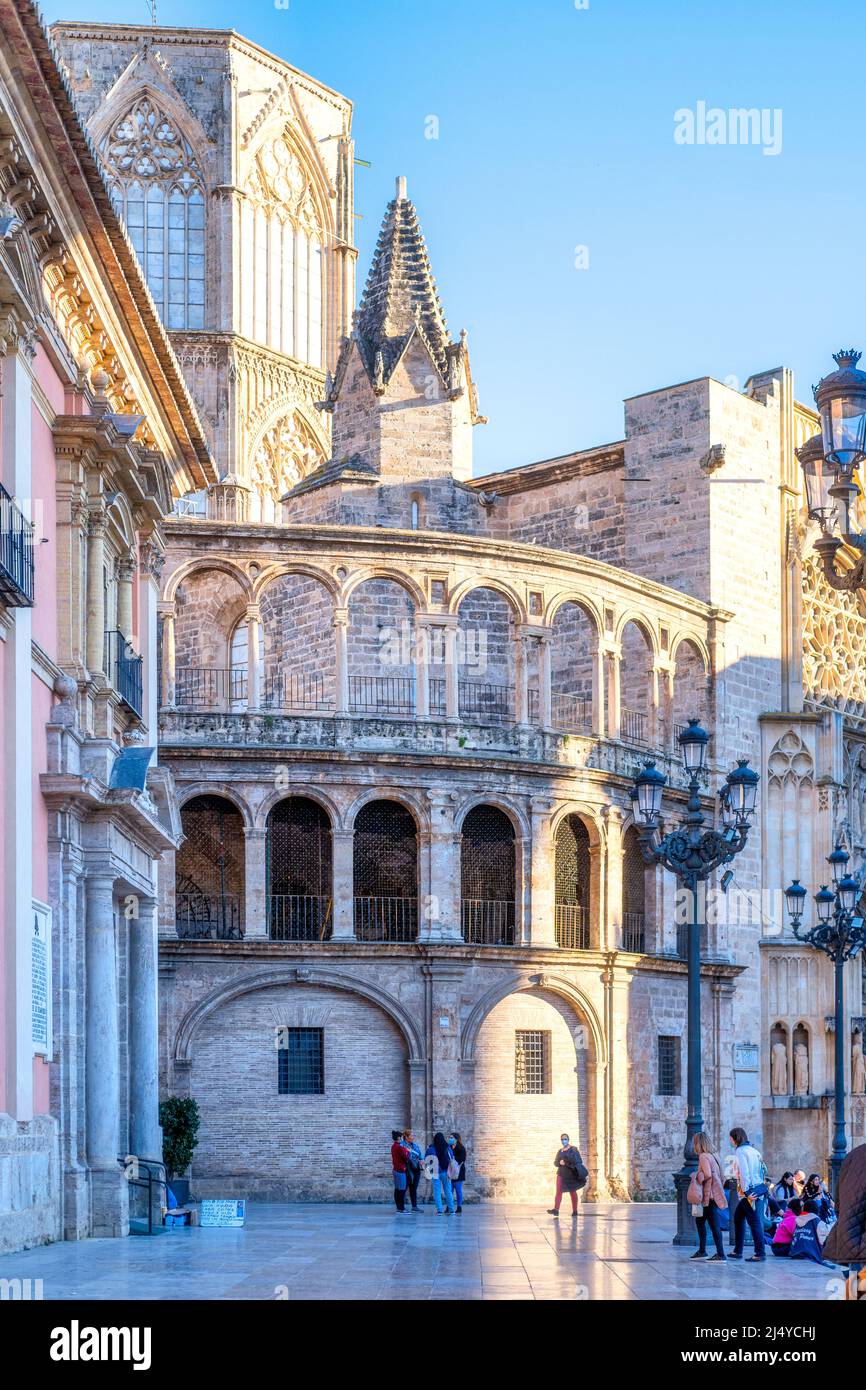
[160,1096,201,1179]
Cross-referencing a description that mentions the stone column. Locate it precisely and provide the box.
[648,662,660,748]
[128,895,161,1163]
[330,828,355,939]
[592,640,606,739]
[604,808,623,951]
[246,604,261,709]
[85,872,128,1236]
[530,798,557,946]
[159,603,176,707]
[605,644,621,740]
[85,508,107,676]
[414,619,430,719]
[515,633,530,725]
[139,542,163,740]
[422,790,462,942]
[116,555,135,639]
[539,633,553,727]
[244,828,268,939]
[444,621,459,719]
[333,608,349,715]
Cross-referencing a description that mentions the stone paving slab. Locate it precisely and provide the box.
[0,1202,844,1301]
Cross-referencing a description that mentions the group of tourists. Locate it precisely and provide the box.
[689,1128,838,1265]
[390,1130,467,1213]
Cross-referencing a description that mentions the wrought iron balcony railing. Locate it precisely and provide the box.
[555,903,589,949]
[105,629,143,718]
[0,482,34,607]
[551,691,592,735]
[354,896,418,942]
[461,899,516,945]
[621,911,646,953]
[176,893,242,940]
[175,666,247,709]
[620,707,648,746]
[263,672,332,712]
[348,674,415,716]
[269,894,333,941]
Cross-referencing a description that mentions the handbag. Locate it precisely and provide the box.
[686,1173,704,1207]
[447,1157,460,1181]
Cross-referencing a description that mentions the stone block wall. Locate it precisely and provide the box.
[0,1114,61,1255]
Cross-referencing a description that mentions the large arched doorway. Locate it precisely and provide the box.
[554,814,591,948]
[175,795,245,938]
[266,797,333,940]
[460,805,516,945]
[353,800,418,941]
[472,988,592,1201]
[187,982,410,1200]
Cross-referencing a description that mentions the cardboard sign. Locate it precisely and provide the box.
[200,1199,246,1227]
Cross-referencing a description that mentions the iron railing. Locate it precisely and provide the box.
[354,896,418,942]
[555,903,589,949]
[458,679,514,723]
[620,708,648,745]
[174,666,247,709]
[348,675,415,716]
[551,692,592,734]
[176,892,242,939]
[263,672,332,712]
[105,629,143,717]
[269,895,333,941]
[622,911,646,953]
[461,900,516,945]
[0,482,34,606]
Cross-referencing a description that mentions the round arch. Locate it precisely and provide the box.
[177,784,255,832]
[614,611,659,656]
[344,787,428,835]
[255,784,343,832]
[164,557,254,605]
[454,794,529,840]
[461,972,607,1067]
[545,591,604,636]
[449,577,526,622]
[173,967,425,1065]
[342,567,427,611]
[253,561,340,606]
[669,630,711,673]
[549,802,606,851]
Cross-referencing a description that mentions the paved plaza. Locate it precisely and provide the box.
[0,1203,843,1301]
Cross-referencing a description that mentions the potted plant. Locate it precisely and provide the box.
[160,1096,200,1207]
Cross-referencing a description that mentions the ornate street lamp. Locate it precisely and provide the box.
[630,718,759,1244]
[785,844,866,1197]
[799,349,866,591]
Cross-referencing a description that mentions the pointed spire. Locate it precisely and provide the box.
[354,176,452,385]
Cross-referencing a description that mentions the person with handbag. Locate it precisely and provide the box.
[449,1132,467,1213]
[548,1132,587,1217]
[425,1132,456,1214]
[728,1126,767,1261]
[402,1129,423,1212]
[688,1132,727,1261]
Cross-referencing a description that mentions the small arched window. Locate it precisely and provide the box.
[410,496,421,531]
[229,618,264,709]
[100,95,206,330]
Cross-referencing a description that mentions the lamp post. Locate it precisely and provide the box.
[784,845,866,1198]
[630,719,759,1245]
[798,349,866,591]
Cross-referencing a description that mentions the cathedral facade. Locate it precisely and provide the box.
[2,10,864,1251]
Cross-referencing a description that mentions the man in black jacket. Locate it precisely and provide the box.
[824,1141,866,1298]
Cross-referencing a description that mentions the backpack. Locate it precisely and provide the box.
[569,1150,589,1189]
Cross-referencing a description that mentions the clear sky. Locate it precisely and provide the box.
[41,0,865,476]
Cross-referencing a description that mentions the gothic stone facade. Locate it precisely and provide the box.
[51,20,866,1206]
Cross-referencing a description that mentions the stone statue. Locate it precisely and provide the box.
[771,1041,788,1095]
[853,1036,866,1095]
[793,1042,809,1096]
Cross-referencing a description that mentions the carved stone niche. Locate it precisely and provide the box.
[770,1022,789,1095]
[793,1024,810,1096]
[852,1027,866,1096]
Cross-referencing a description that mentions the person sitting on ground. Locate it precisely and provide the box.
[771,1197,802,1256]
[789,1198,831,1264]
[776,1171,797,1203]
[793,1169,807,1196]
[803,1173,835,1225]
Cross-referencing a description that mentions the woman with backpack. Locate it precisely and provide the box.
[688,1132,727,1261]
[449,1132,467,1213]
[425,1132,456,1214]
[548,1132,587,1217]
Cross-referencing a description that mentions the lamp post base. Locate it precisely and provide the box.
[672,1169,697,1246]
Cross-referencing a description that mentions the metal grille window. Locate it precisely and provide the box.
[267,797,333,941]
[461,805,516,944]
[277,1027,324,1095]
[175,795,244,938]
[554,814,591,948]
[658,1036,681,1096]
[622,826,647,952]
[515,1030,551,1094]
[353,800,418,942]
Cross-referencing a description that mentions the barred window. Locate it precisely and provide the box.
[515,1029,551,1094]
[277,1027,324,1095]
[658,1036,681,1096]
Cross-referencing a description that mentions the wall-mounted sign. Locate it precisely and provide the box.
[200,1199,246,1228]
[31,900,52,1058]
[733,1043,759,1072]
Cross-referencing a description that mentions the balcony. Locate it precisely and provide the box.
[269,895,333,941]
[622,911,646,952]
[176,892,242,940]
[354,896,418,943]
[461,900,516,945]
[0,482,34,606]
[555,903,588,949]
[105,629,144,718]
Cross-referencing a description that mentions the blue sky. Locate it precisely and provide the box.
[42,0,863,475]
